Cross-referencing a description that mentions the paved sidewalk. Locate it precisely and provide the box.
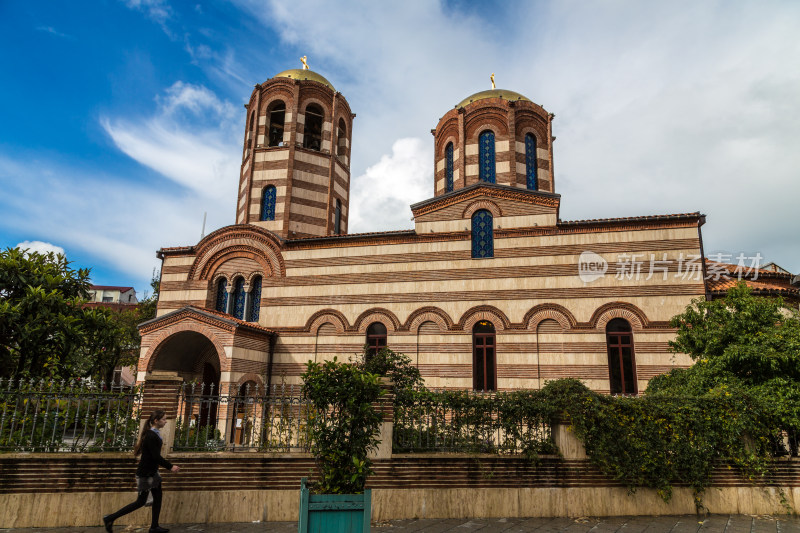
[2,515,800,533]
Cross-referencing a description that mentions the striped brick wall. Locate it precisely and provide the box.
[2,454,797,495]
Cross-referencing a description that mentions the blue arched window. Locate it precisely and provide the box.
[471,209,493,259]
[445,142,454,193]
[248,276,262,322]
[260,185,276,221]
[232,277,246,320]
[215,278,228,313]
[334,199,341,235]
[525,133,538,191]
[478,130,496,184]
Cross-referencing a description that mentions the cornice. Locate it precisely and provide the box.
[411,183,561,217]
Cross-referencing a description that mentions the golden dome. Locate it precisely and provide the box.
[456,89,531,108]
[273,69,335,90]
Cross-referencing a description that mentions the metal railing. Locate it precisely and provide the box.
[393,388,555,455]
[173,383,314,452]
[0,378,141,452]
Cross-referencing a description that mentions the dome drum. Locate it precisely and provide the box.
[433,92,555,197]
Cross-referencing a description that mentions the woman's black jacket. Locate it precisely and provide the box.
[136,430,174,477]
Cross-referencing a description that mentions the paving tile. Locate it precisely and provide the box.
[4,515,800,533]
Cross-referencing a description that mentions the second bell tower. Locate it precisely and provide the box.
[236,64,354,239]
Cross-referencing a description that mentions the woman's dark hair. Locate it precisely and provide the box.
[134,410,165,456]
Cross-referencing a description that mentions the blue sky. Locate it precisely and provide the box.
[1,1,799,297]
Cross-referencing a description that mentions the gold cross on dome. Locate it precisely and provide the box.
[490,73,496,90]
[300,56,309,70]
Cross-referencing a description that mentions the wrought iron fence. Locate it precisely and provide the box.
[173,382,314,452]
[0,378,141,452]
[393,388,555,455]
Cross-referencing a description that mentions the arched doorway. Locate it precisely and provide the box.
[150,331,222,444]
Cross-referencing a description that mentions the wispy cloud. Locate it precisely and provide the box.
[0,153,231,291]
[35,26,72,39]
[102,81,240,199]
[122,0,173,36]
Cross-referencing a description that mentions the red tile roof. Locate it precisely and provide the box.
[705,260,798,300]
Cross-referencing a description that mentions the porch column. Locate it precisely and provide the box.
[369,378,395,459]
[140,370,183,456]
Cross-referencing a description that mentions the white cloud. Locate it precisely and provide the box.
[102,81,240,200]
[349,138,432,232]
[14,241,66,257]
[231,0,800,270]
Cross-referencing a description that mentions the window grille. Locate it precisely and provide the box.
[471,209,494,259]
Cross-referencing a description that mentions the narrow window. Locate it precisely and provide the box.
[215,278,228,313]
[268,101,286,147]
[232,277,246,320]
[303,104,324,151]
[260,185,276,221]
[366,322,387,360]
[606,318,637,395]
[445,142,454,193]
[248,276,261,322]
[337,118,347,156]
[525,133,538,190]
[478,130,496,183]
[473,321,496,391]
[334,199,341,235]
[471,209,493,259]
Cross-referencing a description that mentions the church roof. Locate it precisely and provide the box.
[456,89,531,108]
[138,306,276,335]
[273,69,334,90]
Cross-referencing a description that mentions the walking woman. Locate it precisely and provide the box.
[103,410,180,533]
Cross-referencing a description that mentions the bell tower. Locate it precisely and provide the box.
[236,61,354,238]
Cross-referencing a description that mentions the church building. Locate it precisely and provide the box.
[138,65,713,398]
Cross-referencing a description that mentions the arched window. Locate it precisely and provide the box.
[248,112,255,138]
[337,118,347,156]
[445,142,454,193]
[260,185,276,221]
[525,133,538,191]
[268,101,286,147]
[471,209,493,259]
[232,277,246,320]
[303,104,324,151]
[606,318,637,395]
[334,199,341,235]
[473,321,496,391]
[478,130,496,183]
[215,278,228,313]
[366,322,387,360]
[248,276,261,322]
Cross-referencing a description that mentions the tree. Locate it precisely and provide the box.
[0,248,91,378]
[647,282,800,393]
[302,358,383,494]
[648,282,800,455]
[0,247,147,382]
